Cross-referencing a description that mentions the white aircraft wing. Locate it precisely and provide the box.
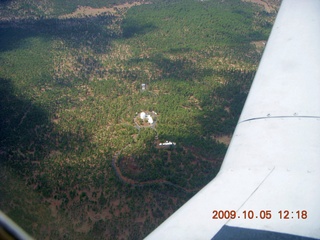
[145,0,320,239]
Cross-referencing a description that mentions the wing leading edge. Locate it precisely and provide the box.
[145,0,320,239]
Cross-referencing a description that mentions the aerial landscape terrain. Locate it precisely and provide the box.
[0,0,280,239]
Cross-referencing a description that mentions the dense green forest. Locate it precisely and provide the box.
[0,0,280,239]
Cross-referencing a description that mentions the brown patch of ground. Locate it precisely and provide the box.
[214,135,232,145]
[242,0,277,13]
[251,40,266,53]
[59,2,150,19]
[47,199,61,218]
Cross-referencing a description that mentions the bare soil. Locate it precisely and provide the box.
[59,2,149,19]
[214,135,232,145]
[242,0,278,13]
[251,40,267,53]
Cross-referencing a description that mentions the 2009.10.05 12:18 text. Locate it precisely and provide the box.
[212,210,308,220]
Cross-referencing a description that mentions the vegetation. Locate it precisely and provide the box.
[0,0,145,17]
[0,0,280,239]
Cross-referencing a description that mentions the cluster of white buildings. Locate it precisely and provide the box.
[140,112,154,124]
[136,111,176,148]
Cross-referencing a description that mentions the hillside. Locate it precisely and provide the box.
[0,0,280,239]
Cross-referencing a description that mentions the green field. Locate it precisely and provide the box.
[0,0,279,239]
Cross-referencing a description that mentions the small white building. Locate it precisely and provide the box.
[159,141,176,146]
[139,111,154,125]
[140,112,146,119]
[147,115,153,124]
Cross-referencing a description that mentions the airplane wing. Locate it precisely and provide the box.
[145,0,320,239]
[0,211,33,240]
